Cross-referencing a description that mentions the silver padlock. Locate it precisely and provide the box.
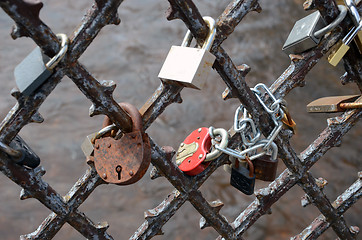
[158,16,216,90]
[14,33,68,96]
[282,5,347,55]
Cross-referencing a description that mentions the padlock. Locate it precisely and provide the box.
[93,103,151,185]
[328,21,362,66]
[230,156,255,195]
[345,0,362,53]
[14,34,68,96]
[252,142,278,182]
[283,5,347,55]
[176,127,228,176]
[0,135,40,168]
[158,16,216,89]
[307,95,361,112]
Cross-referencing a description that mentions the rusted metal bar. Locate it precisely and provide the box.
[0,0,133,137]
[298,173,355,239]
[292,172,362,240]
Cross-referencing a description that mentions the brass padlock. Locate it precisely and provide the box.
[282,5,347,55]
[158,16,216,89]
[93,103,151,185]
[306,95,362,112]
[328,22,362,66]
[14,34,68,96]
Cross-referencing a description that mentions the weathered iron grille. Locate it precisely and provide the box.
[0,0,361,239]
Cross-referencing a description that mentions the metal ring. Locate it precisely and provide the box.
[0,141,22,158]
[314,5,347,39]
[181,16,216,51]
[204,128,229,161]
[345,0,360,25]
[91,124,118,144]
[46,33,69,70]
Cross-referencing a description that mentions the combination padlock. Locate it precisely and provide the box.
[282,5,347,55]
[14,34,68,96]
[176,127,228,176]
[252,142,278,182]
[158,16,216,89]
[0,135,40,168]
[230,156,255,195]
[93,103,151,185]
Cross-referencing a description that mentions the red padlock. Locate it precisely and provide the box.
[176,127,212,176]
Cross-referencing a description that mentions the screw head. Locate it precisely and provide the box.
[198,128,202,133]
[198,154,203,159]
[129,171,134,176]
[102,173,107,179]
[180,143,184,147]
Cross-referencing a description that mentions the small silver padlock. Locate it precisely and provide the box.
[282,5,347,55]
[14,33,69,96]
[158,16,216,90]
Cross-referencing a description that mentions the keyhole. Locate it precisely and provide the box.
[116,165,122,180]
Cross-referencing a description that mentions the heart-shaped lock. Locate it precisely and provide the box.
[93,102,151,185]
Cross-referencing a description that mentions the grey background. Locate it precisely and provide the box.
[0,0,360,239]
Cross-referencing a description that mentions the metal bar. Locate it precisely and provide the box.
[292,172,362,240]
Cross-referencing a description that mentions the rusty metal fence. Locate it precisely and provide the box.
[0,0,361,239]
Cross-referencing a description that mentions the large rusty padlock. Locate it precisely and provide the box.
[93,103,151,185]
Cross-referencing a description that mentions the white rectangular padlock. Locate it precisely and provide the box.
[158,16,216,90]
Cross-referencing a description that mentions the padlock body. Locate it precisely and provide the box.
[9,135,40,168]
[158,46,216,89]
[14,47,52,96]
[328,41,350,66]
[253,155,278,182]
[230,167,255,195]
[81,132,97,157]
[283,11,326,55]
[94,131,151,185]
[176,127,211,176]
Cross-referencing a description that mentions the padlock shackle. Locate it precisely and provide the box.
[45,33,69,70]
[313,5,347,39]
[204,127,229,161]
[181,16,216,51]
[345,0,361,26]
[343,21,362,44]
[0,141,22,159]
[118,102,143,132]
[244,156,254,178]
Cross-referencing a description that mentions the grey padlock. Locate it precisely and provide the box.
[282,5,347,55]
[14,33,69,96]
